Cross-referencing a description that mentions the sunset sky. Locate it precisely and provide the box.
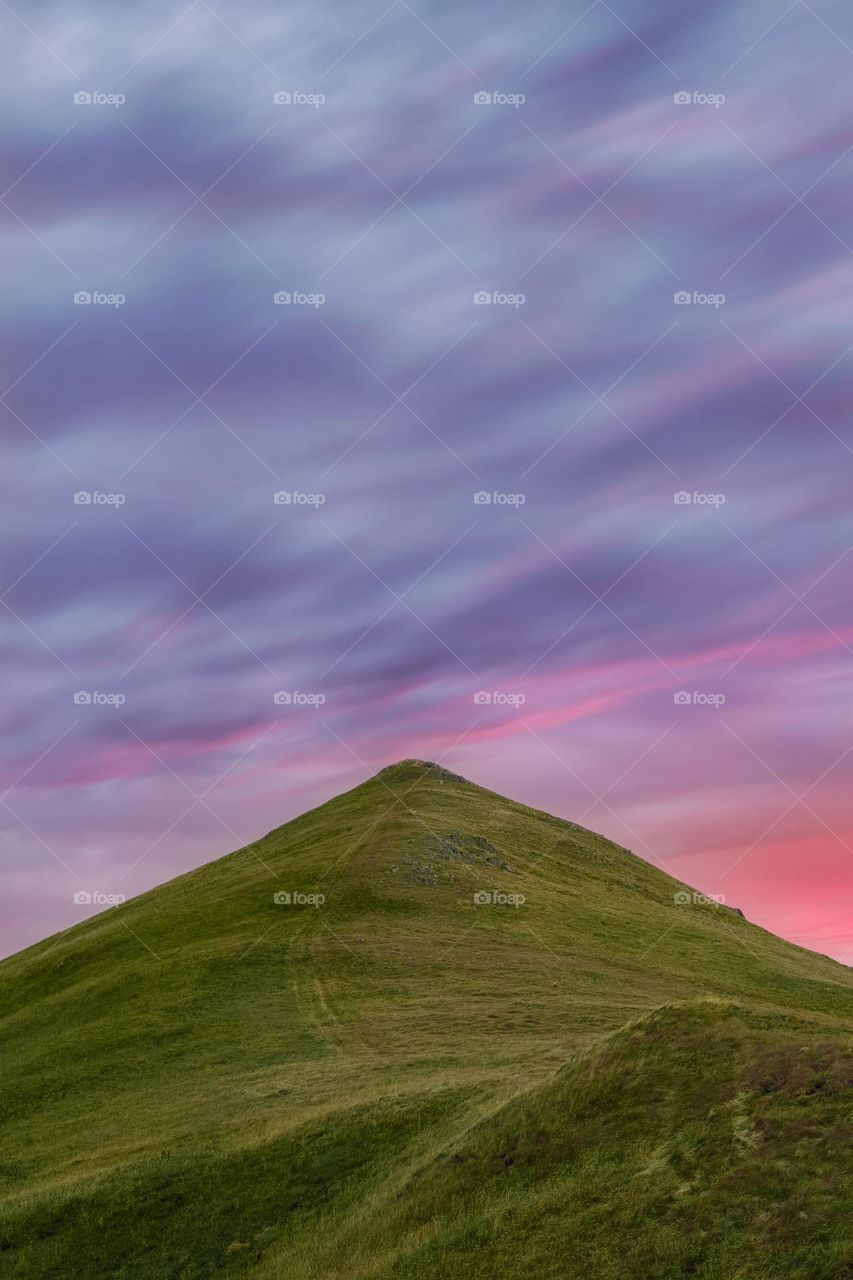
[2,0,852,961]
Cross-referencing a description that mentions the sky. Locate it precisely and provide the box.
[2,0,852,963]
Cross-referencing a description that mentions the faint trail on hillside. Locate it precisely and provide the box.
[291,916,378,1060]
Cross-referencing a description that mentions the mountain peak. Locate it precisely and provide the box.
[372,758,468,785]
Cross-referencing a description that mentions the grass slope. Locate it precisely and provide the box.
[1,760,850,1278]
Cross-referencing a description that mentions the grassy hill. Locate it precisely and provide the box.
[1,759,850,1278]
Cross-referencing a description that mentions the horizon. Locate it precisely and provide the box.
[3,0,853,966]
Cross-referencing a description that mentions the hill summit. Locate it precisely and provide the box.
[372,757,468,783]
[1,762,851,1278]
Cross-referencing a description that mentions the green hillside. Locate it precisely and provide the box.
[1,760,851,1278]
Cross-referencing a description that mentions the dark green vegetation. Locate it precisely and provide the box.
[1,760,851,1278]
